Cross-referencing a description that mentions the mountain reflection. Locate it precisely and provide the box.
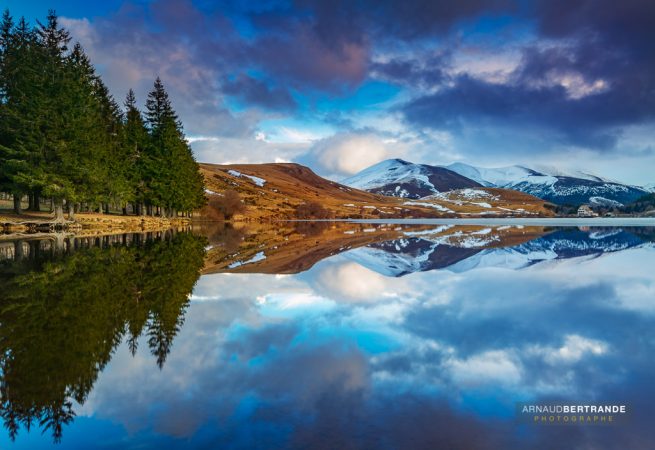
[0,231,206,442]
[204,223,655,276]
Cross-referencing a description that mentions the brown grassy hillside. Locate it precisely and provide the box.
[199,162,554,220]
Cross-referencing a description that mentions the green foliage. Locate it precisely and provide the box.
[0,232,206,442]
[144,77,206,215]
[0,9,206,215]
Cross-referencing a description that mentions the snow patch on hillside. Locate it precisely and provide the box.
[228,169,266,187]
[589,196,624,208]
[404,201,453,212]
[228,251,266,269]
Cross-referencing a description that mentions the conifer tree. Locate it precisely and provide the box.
[123,89,151,215]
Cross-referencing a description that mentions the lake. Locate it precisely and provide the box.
[1,223,654,449]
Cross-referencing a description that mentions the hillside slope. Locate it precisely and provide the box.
[199,162,554,220]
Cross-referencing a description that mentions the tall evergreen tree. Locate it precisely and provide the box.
[145,77,204,216]
[0,15,41,214]
[35,10,73,220]
[123,89,151,215]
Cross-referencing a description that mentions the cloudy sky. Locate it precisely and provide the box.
[6,0,655,184]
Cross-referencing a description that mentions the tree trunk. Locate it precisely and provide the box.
[122,205,128,216]
[104,203,110,214]
[34,192,41,211]
[28,192,35,211]
[29,240,41,258]
[13,194,22,215]
[53,198,65,222]
[68,203,75,220]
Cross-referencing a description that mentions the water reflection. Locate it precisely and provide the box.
[0,231,206,442]
[1,224,654,448]
[204,223,655,276]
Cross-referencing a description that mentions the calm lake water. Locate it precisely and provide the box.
[1,223,654,449]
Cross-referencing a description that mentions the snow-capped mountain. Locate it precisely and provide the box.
[644,183,655,193]
[445,162,648,205]
[344,227,652,277]
[342,159,647,205]
[341,159,481,199]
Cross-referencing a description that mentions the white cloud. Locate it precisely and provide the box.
[314,262,393,302]
[190,136,310,164]
[531,334,608,364]
[303,132,396,176]
[449,350,522,386]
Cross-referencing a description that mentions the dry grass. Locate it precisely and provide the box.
[200,162,555,220]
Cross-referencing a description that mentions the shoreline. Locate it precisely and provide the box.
[280,217,655,226]
[1,212,192,235]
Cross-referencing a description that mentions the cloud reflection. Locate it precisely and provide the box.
[57,236,655,449]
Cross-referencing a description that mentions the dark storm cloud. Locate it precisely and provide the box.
[65,0,511,109]
[222,74,297,111]
[370,51,451,88]
[296,0,516,41]
[402,73,637,150]
[400,0,655,152]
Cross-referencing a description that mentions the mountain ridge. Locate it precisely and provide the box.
[340,159,648,206]
[446,162,648,205]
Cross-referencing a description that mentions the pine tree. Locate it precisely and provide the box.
[36,10,73,220]
[123,89,151,215]
[0,15,41,214]
[144,77,205,216]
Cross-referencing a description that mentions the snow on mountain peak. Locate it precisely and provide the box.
[446,162,557,188]
[341,159,426,191]
[341,159,481,198]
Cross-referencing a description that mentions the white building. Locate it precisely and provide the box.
[577,205,597,217]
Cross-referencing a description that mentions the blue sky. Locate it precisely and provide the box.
[4,0,655,184]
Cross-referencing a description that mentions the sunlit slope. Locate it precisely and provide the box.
[199,162,554,220]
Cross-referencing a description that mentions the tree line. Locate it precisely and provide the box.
[0,10,206,220]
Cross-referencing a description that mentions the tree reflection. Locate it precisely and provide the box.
[0,231,206,442]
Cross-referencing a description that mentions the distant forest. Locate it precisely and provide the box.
[0,10,206,219]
